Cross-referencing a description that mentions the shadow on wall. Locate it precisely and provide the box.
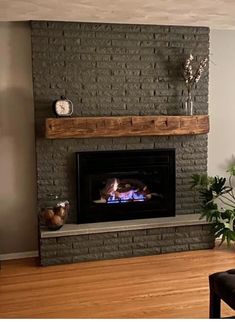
[218,155,235,175]
[157,49,186,116]
[0,87,38,254]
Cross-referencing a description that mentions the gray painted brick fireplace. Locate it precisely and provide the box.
[31,21,213,265]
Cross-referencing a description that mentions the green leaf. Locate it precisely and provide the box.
[201,208,220,222]
[191,174,212,188]
[227,165,235,176]
[211,176,226,195]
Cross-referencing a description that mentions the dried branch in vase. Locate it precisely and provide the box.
[183,54,208,93]
[183,54,208,116]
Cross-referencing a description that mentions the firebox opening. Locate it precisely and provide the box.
[76,149,175,224]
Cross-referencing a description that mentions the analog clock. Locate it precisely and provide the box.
[54,96,73,117]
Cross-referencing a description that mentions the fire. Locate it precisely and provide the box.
[113,178,118,192]
[99,178,148,204]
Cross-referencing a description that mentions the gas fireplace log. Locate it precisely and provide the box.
[99,178,152,202]
[100,178,118,199]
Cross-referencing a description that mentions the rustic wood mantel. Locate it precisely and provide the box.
[45,115,209,139]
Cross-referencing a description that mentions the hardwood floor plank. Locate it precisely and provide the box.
[1,245,235,318]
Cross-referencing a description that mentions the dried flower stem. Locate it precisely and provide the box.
[183,54,208,95]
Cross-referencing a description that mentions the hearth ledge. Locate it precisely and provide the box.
[40,214,208,238]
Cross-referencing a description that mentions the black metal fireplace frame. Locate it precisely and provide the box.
[76,149,176,224]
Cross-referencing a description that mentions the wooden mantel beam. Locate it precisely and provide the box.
[45,115,209,139]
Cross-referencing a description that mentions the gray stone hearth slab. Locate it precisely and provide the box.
[41,213,208,238]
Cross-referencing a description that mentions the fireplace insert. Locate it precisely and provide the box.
[76,149,175,224]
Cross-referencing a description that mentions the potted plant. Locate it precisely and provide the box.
[191,166,235,245]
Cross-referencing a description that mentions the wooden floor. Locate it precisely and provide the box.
[1,244,235,318]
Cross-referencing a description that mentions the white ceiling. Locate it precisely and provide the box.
[1,0,235,29]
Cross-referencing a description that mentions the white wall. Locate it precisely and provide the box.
[208,29,235,177]
[0,22,37,255]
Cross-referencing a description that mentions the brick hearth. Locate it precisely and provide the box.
[39,215,214,266]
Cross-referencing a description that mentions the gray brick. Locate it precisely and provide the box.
[112,25,140,32]
[103,238,120,245]
[64,30,95,38]
[147,235,162,241]
[189,230,211,237]
[40,251,57,258]
[41,257,73,266]
[119,230,147,237]
[40,244,58,251]
[112,54,140,62]
[148,240,175,247]
[118,244,132,251]
[112,39,141,47]
[55,243,72,250]
[141,26,170,33]
[175,232,190,238]
[176,225,203,233]
[57,249,77,257]
[126,32,154,40]
[73,253,104,262]
[73,240,103,248]
[189,242,215,250]
[96,31,124,39]
[118,237,133,244]
[132,242,148,249]
[175,237,203,245]
[103,250,133,259]
[118,231,133,237]
[57,237,72,244]
[105,245,121,252]
[41,238,57,245]
[161,244,189,253]
[113,69,140,76]
[89,232,118,240]
[170,26,198,34]
[133,235,151,243]
[147,227,175,234]
[162,233,177,240]
[31,21,48,29]
[72,248,89,256]
[133,248,160,256]
[32,29,63,37]
[81,38,111,47]
[66,235,89,243]
[80,23,112,32]
[89,245,118,253]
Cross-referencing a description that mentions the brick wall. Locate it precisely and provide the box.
[40,223,214,266]
[31,21,209,223]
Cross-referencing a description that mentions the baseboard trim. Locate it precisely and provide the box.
[0,251,39,261]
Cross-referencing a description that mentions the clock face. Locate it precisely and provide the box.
[55,99,73,116]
